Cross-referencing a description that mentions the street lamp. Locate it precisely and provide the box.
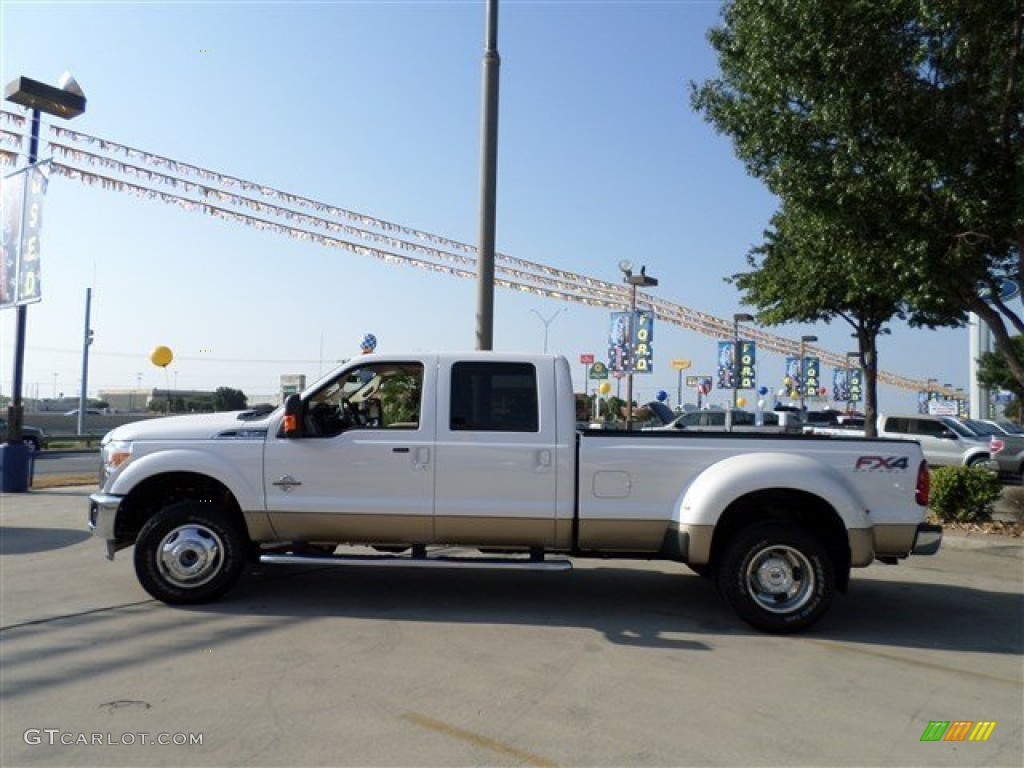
[530,308,565,353]
[732,313,754,409]
[799,334,818,411]
[2,73,86,493]
[620,260,658,430]
[475,0,500,351]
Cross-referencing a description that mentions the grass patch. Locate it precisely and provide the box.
[32,474,97,489]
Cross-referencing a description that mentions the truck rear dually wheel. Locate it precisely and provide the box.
[718,522,834,633]
[134,501,246,605]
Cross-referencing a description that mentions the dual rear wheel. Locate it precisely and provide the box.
[717,522,835,633]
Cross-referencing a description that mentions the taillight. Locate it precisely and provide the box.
[990,436,1005,456]
[915,460,930,506]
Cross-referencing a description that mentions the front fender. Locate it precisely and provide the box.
[677,452,870,531]
[109,447,264,512]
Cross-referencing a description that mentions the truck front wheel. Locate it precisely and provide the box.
[134,501,246,605]
[718,522,834,633]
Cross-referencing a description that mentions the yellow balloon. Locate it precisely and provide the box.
[790,390,800,399]
[150,345,173,368]
[598,382,611,395]
[736,396,747,408]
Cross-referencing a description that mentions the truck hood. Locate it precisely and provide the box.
[105,410,276,442]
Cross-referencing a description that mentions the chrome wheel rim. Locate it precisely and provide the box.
[156,524,225,588]
[745,544,815,614]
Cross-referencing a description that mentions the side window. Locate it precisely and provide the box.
[305,362,423,437]
[450,362,538,432]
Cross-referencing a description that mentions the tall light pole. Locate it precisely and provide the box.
[799,334,818,411]
[530,308,565,353]
[732,313,754,408]
[620,260,658,431]
[475,0,500,350]
[2,72,86,492]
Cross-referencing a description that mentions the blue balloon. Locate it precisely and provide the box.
[360,333,377,352]
[656,390,668,402]
[758,385,769,396]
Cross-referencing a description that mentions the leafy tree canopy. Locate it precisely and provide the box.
[213,387,248,412]
[691,0,1022,423]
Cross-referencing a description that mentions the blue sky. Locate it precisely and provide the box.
[1,0,970,410]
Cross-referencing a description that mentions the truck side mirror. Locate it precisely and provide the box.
[282,394,303,438]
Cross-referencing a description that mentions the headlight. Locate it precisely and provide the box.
[101,440,133,484]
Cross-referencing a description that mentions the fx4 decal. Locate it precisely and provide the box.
[855,456,910,471]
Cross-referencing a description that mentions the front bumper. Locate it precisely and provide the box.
[88,493,123,560]
[912,522,943,556]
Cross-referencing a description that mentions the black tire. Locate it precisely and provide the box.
[134,501,247,605]
[718,522,834,633]
[966,455,990,469]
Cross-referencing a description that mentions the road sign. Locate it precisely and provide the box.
[671,359,691,370]
[983,278,1020,304]
[580,353,594,365]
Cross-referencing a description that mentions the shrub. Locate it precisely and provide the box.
[928,466,1002,523]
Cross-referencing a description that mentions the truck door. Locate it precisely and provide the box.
[263,359,436,544]
[433,359,558,547]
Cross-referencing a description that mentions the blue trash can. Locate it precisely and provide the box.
[0,442,32,492]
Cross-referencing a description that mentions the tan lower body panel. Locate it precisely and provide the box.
[576,519,669,552]
[434,517,557,547]
[263,513,670,552]
[266,512,433,544]
[266,513,558,548]
[873,524,918,557]
[848,528,875,567]
[242,512,276,541]
[678,524,714,564]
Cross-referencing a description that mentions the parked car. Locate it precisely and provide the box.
[977,419,1024,436]
[0,418,48,452]
[964,418,1024,484]
[64,408,103,416]
[804,414,994,469]
[647,408,781,431]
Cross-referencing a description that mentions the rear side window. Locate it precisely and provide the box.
[912,419,949,437]
[450,362,538,432]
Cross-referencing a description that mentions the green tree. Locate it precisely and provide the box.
[730,200,962,434]
[691,0,1023,419]
[213,387,248,411]
[977,334,1024,413]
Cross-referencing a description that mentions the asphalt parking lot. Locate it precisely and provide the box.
[2,487,1022,767]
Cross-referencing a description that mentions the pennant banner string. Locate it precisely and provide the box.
[0,110,925,391]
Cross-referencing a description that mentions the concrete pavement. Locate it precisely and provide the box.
[2,487,1022,767]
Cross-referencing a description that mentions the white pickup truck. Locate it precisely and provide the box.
[89,353,940,633]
